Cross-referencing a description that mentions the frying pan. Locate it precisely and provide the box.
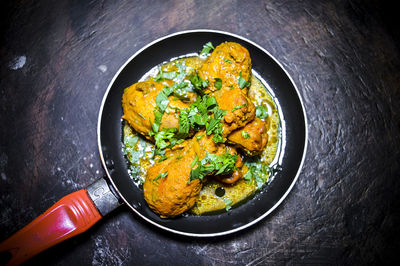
[0,30,307,265]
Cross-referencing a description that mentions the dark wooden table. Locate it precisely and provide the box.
[1,0,399,265]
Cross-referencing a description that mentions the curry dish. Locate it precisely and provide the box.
[122,42,281,218]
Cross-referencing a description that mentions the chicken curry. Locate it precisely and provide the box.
[122,42,281,218]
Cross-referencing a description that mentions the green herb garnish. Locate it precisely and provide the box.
[196,134,204,140]
[214,78,222,90]
[223,58,233,64]
[244,158,270,188]
[151,80,193,136]
[154,128,177,150]
[175,63,187,83]
[154,62,187,82]
[256,105,269,119]
[178,95,226,144]
[238,72,251,89]
[154,68,177,82]
[177,108,190,139]
[223,198,233,211]
[189,152,238,183]
[200,42,215,56]
[190,154,199,168]
[189,72,209,95]
[158,155,168,162]
[153,171,168,181]
[242,131,250,139]
[155,89,170,112]
[231,102,248,112]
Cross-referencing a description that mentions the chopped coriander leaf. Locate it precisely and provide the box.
[196,134,204,140]
[151,85,180,135]
[229,86,235,90]
[205,107,226,143]
[200,42,215,56]
[151,110,163,133]
[231,102,248,112]
[175,63,187,83]
[256,105,269,119]
[154,67,177,81]
[161,71,177,80]
[206,108,225,134]
[214,78,222,90]
[170,138,184,147]
[175,95,227,146]
[223,58,233,64]
[212,133,225,144]
[242,131,250,139]
[189,152,238,183]
[155,90,170,112]
[177,109,190,138]
[138,113,146,120]
[223,198,233,211]
[153,171,168,181]
[190,111,205,127]
[172,92,190,101]
[176,156,184,160]
[189,72,209,95]
[154,128,177,150]
[152,147,165,158]
[190,154,199,168]
[238,72,251,89]
[124,134,139,148]
[158,155,168,162]
[192,95,218,123]
[244,158,269,189]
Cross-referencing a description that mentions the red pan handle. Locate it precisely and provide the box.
[0,189,102,265]
[0,178,120,265]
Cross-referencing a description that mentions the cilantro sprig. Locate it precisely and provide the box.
[200,42,215,56]
[189,72,209,95]
[232,102,248,112]
[243,159,268,189]
[243,158,281,189]
[255,105,269,119]
[223,198,233,211]
[189,152,238,183]
[154,62,187,83]
[214,78,222,90]
[153,171,168,181]
[179,95,227,144]
[238,72,251,89]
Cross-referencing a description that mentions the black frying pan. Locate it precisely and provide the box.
[0,30,307,264]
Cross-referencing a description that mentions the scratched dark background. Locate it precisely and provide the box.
[1,0,400,265]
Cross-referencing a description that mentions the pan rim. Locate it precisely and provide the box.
[97,29,308,237]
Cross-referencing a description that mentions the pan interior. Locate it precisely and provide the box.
[98,30,306,236]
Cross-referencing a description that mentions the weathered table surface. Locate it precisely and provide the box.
[1,0,399,265]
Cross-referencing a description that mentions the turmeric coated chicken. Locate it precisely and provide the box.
[143,138,202,218]
[199,42,255,136]
[143,132,244,217]
[216,87,256,136]
[228,117,269,156]
[195,132,244,184]
[122,80,189,138]
[199,42,252,94]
